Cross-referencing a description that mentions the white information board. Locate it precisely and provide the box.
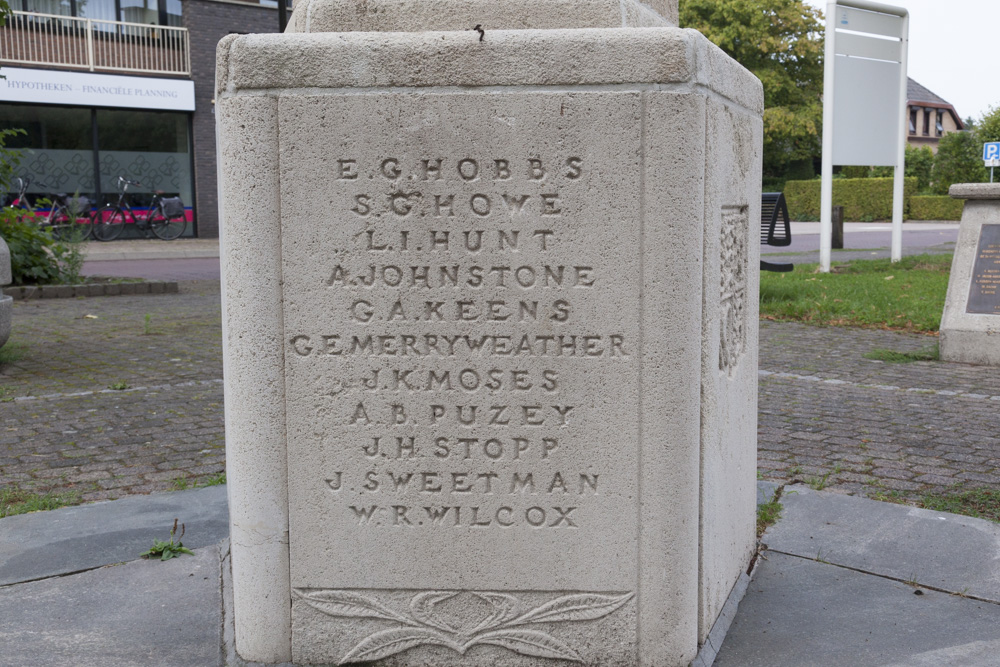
[820,0,908,271]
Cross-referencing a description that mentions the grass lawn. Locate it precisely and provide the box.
[759,254,951,333]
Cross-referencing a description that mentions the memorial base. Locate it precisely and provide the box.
[217,2,762,664]
[940,184,1000,365]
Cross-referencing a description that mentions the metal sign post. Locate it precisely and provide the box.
[820,0,909,272]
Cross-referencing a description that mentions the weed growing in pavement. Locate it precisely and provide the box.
[757,497,783,538]
[108,381,130,391]
[0,385,13,402]
[806,464,841,491]
[199,473,226,487]
[918,488,1000,523]
[0,341,27,365]
[140,518,194,561]
[0,486,80,517]
[171,477,191,491]
[863,344,940,363]
[143,313,153,335]
[788,465,803,477]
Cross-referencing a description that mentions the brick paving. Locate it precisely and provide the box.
[0,281,224,502]
[758,320,1000,500]
[1,283,997,506]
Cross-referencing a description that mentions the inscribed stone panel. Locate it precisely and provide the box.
[277,91,643,598]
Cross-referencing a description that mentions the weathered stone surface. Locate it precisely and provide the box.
[0,294,10,348]
[950,183,1000,200]
[0,238,9,348]
[0,236,10,286]
[289,0,675,33]
[941,186,1000,364]
[218,2,759,664]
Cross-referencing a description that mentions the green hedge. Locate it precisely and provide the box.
[784,177,917,221]
[909,195,964,221]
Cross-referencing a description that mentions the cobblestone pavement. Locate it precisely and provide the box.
[1,283,997,506]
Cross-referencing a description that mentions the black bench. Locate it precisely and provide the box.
[760,192,793,272]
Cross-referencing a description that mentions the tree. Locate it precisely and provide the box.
[977,105,1000,144]
[680,0,825,180]
[932,131,985,194]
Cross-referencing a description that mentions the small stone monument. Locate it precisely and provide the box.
[217,1,762,664]
[940,183,1000,365]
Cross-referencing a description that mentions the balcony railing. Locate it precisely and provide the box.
[1,10,190,76]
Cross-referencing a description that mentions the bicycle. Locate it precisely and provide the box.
[92,176,187,242]
[41,190,93,242]
[4,177,92,241]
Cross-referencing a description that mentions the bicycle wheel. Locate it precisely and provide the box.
[92,206,126,242]
[149,207,186,240]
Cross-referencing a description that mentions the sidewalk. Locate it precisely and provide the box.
[2,483,998,666]
[80,238,220,262]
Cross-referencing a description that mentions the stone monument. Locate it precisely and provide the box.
[217,1,761,664]
[940,183,1000,365]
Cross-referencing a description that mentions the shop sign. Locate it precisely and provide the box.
[0,67,195,112]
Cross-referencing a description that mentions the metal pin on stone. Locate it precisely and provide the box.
[473,24,484,41]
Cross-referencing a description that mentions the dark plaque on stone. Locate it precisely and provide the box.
[967,224,1000,314]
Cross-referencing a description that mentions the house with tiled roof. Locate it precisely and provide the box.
[907,78,964,152]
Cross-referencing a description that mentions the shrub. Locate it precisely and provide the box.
[783,177,917,221]
[909,195,964,221]
[0,209,77,285]
[932,131,985,194]
[905,145,935,193]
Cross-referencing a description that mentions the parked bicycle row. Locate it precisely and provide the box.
[3,175,188,241]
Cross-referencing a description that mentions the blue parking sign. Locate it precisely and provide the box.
[985,142,1000,161]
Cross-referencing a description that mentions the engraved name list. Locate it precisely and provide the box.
[285,154,634,534]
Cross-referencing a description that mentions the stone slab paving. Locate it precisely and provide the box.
[0,545,221,667]
[717,485,1000,666]
[1,280,998,506]
[0,485,228,586]
[763,485,1000,602]
[715,551,1000,667]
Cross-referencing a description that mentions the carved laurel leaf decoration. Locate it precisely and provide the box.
[466,592,521,635]
[470,629,583,663]
[409,591,461,633]
[339,627,464,665]
[293,589,415,626]
[509,592,634,626]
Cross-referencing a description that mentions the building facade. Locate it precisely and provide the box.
[0,0,284,237]
[906,78,964,153]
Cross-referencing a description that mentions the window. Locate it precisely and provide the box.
[120,0,157,24]
[935,110,944,136]
[77,0,117,21]
[19,0,180,24]
[0,104,94,203]
[909,108,917,134]
[922,108,931,136]
[0,104,193,228]
[23,0,73,16]
[96,108,192,207]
